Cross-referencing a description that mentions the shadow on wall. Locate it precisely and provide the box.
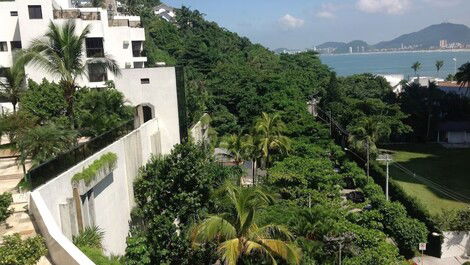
[94,173,114,198]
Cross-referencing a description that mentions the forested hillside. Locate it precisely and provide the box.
[122,4,431,265]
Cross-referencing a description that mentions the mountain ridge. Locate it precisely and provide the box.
[314,23,470,53]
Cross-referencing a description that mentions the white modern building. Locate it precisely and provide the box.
[0,1,189,263]
[0,0,146,88]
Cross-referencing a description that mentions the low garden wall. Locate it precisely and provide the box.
[29,118,171,264]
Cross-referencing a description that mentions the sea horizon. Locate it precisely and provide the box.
[319,50,470,77]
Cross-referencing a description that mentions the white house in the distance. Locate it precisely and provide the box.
[438,121,470,144]
[154,2,176,23]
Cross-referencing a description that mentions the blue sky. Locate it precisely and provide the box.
[165,0,470,50]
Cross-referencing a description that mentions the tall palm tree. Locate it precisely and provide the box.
[241,135,260,185]
[0,61,26,113]
[435,60,444,77]
[20,20,120,128]
[190,185,301,265]
[411,61,422,81]
[348,117,391,158]
[455,62,470,96]
[255,112,290,168]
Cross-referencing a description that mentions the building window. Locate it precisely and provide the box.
[133,62,144,68]
[0,42,7,52]
[10,41,22,50]
[140,78,150,84]
[85,38,104,58]
[28,5,42,19]
[132,41,143,57]
[88,64,107,82]
[0,68,9,77]
[10,11,18,16]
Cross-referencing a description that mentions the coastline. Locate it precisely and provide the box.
[319,49,470,56]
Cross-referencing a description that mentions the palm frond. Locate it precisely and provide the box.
[218,238,241,265]
[190,216,237,246]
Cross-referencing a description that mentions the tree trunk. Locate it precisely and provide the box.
[64,83,76,129]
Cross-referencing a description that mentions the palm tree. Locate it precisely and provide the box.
[455,62,470,96]
[20,20,120,128]
[255,112,290,168]
[220,134,246,166]
[411,61,422,81]
[16,123,77,172]
[0,61,26,113]
[435,60,444,77]
[241,135,260,185]
[190,185,301,265]
[348,117,391,158]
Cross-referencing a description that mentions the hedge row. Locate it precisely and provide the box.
[368,162,443,257]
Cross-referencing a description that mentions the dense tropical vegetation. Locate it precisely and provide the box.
[116,6,434,265]
[1,1,468,264]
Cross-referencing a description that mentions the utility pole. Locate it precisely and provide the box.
[377,153,393,201]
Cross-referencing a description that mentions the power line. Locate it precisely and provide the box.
[314,104,470,205]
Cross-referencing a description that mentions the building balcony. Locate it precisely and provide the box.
[53,9,101,20]
[108,19,141,28]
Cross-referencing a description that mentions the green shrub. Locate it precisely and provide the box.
[0,192,13,222]
[73,226,104,249]
[80,246,121,265]
[389,217,428,257]
[72,152,117,185]
[0,234,47,265]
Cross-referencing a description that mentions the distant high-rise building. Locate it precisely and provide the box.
[439,40,448,49]
[349,47,353,53]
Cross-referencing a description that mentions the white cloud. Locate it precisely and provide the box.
[317,11,335,18]
[356,0,411,14]
[279,14,305,30]
[316,3,339,19]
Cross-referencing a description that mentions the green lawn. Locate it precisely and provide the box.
[381,144,470,216]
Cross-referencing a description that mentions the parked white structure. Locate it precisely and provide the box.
[154,3,176,23]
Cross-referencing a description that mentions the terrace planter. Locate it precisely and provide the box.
[72,166,113,196]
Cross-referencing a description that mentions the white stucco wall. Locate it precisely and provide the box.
[30,118,170,264]
[0,1,21,68]
[115,67,181,153]
[441,231,470,258]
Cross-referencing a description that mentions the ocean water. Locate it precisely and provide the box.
[319,51,470,78]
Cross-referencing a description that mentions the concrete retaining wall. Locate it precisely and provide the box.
[441,231,470,258]
[29,118,172,264]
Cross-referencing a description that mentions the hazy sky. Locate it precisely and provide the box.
[165,0,470,50]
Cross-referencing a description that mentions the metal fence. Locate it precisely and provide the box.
[27,119,135,190]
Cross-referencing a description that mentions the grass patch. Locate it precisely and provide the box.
[79,246,122,265]
[72,153,117,185]
[381,143,470,216]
